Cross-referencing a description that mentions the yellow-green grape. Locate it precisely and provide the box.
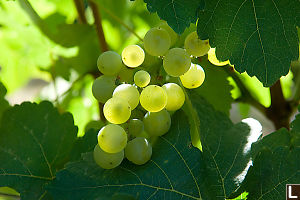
[92,75,116,103]
[158,21,178,46]
[97,124,127,153]
[208,48,229,66]
[97,51,123,75]
[93,144,124,169]
[122,45,145,68]
[144,27,171,56]
[140,85,167,112]
[184,31,210,57]
[163,48,191,77]
[162,83,185,111]
[125,137,152,165]
[103,97,131,124]
[180,63,205,89]
[113,84,140,110]
[143,109,171,136]
[134,70,151,87]
[128,119,144,137]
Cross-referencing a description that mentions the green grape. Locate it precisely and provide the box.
[97,124,128,153]
[143,109,171,136]
[93,144,124,169]
[103,97,131,124]
[128,119,144,137]
[92,75,116,103]
[97,51,123,75]
[134,70,151,87]
[158,21,178,46]
[162,83,185,111]
[163,48,191,77]
[140,85,167,112]
[85,120,105,132]
[180,63,205,89]
[125,137,152,165]
[144,27,171,56]
[184,31,210,57]
[122,45,145,68]
[113,84,140,110]
[117,65,134,83]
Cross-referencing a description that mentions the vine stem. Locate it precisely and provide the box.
[73,0,87,23]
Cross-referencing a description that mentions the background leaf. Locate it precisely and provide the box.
[0,101,78,200]
[197,0,300,86]
[0,82,10,122]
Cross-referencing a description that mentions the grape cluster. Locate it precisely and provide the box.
[92,22,210,169]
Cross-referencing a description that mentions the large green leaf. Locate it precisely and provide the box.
[189,94,254,199]
[0,82,10,122]
[195,57,233,115]
[47,110,204,199]
[0,101,78,200]
[143,0,205,34]
[197,0,300,86]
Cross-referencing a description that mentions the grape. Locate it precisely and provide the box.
[85,120,105,132]
[162,83,185,111]
[180,63,205,89]
[122,45,145,68]
[158,21,178,46]
[125,137,152,165]
[97,124,127,153]
[113,84,140,110]
[163,48,191,77]
[140,85,167,112]
[143,109,171,136]
[144,27,171,56]
[208,48,229,66]
[134,70,151,88]
[117,65,134,83]
[97,51,123,75]
[92,75,116,103]
[93,144,124,169]
[184,31,210,57]
[128,119,144,137]
[103,97,131,124]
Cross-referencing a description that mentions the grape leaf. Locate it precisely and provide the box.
[0,82,10,122]
[0,101,78,200]
[195,57,233,115]
[233,110,300,199]
[188,93,256,199]
[143,0,205,34]
[197,0,300,86]
[47,110,205,200]
[241,147,300,200]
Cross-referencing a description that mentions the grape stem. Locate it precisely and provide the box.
[73,0,87,23]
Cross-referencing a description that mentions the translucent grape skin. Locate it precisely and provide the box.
[103,97,131,124]
[144,27,171,56]
[128,119,144,137]
[163,48,191,77]
[184,31,210,57]
[97,51,123,75]
[113,84,140,110]
[97,124,128,153]
[180,64,205,89]
[158,21,178,46]
[93,144,124,169]
[122,45,145,68]
[92,75,116,103]
[140,85,167,112]
[134,70,151,88]
[143,109,171,136]
[162,83,185,111]
[125,137,152,165]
